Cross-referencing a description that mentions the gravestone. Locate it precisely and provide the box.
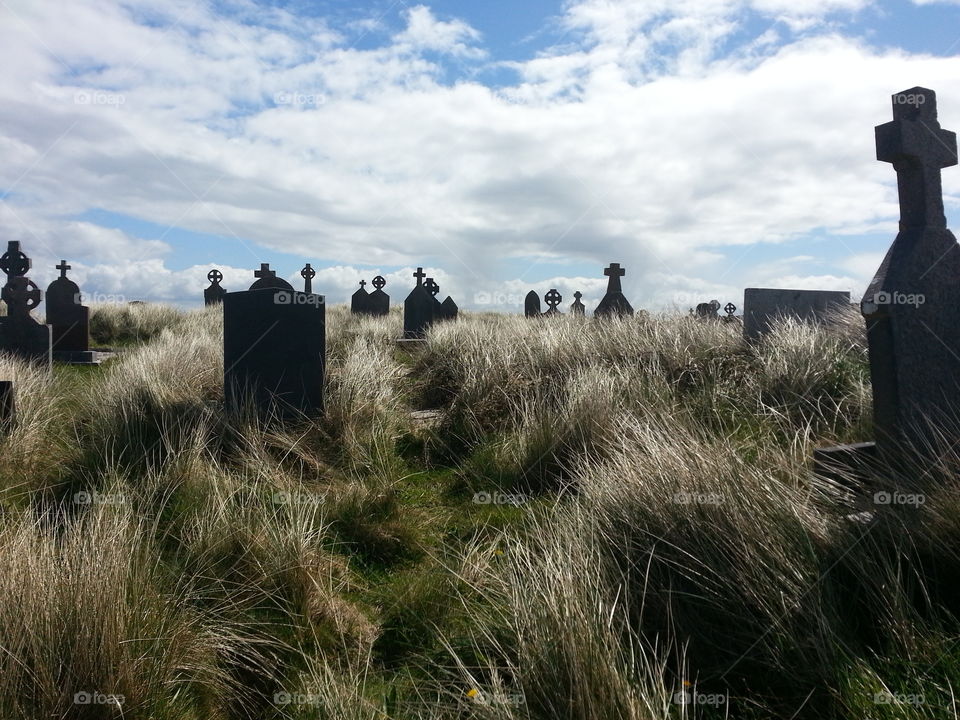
[425,278,443,318]
[524,291,542,318]
[223,286,325,418]
[440,296,459,321]
[46,260,90,353]
[204,269,226,305]
[0,241,51,369]
[368,275,390,316]
[695,300,720,319]
[351,280,370,314]
[0,380,13,432]
[301,263,316,294]
[403,267,435,339]
[594,263,634,317]
[249,263,293,291]
[743,288,850,340]
[723,302,738,323]
[862,86,960,458]
[571,291,585,316]
[543,289,563,316]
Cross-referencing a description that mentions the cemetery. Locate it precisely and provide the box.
[2,88,960,720]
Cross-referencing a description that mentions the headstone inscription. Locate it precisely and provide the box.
[45,260,90,353]
[742,288,851,340]
[223,266,325,418]
[204,269,226,305]
[351,280,370,315]
[403,267,435,339]
[0,241,51,369]
[301,263,316,294]
[571,291,586,316]
[368,275,390,316]
[594,263,634,317]
[524,291,542,318]
[862,86,960,458]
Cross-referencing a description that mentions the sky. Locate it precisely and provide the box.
[2,0,960,313]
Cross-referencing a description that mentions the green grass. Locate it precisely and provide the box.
[0,301,958,719]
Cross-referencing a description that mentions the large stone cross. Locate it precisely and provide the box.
[603,262,625,293]
[56,260,71,278]
[413,267,426,286]
[254,263,276,281]
[876,87,958,230]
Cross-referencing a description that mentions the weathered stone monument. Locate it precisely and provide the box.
[223,264,325,418]
[743,288,850,340]
[723,302,738,324]
[594,263,634,318]
[862,86,960,458]
[45,260,90,355]
[204,269,226,305]
[0,242,51,369]
[425,278,443,317]
[301,263,315,294]
[440,296,458,321]
[695,300,720,319]
[524,291,542,318]
[543,289,563,316]
[368,275,390,316]
[351,280,370,314]
[571,291,585,316]
[403,267,435,339]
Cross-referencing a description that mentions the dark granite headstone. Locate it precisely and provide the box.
[45,260,89,352]
[223,287,325,418]
[571,291,585,316]
[425,277,444,319]
[403,267,435,338]
[351,280,370,314]
[543,288,563,316]
[0,242,51,369]
[204,269,226,306]
[594,263,634,317]
[368,275,390,316]
[695,300,720,319]
[440,296,458,320]
[0,380,13,432]
[249,263,294,291]
[723,302,738,323]
[300,263,316,294]
[862,87,960,457]
[743,288,850,340]
[524,290,542,318]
